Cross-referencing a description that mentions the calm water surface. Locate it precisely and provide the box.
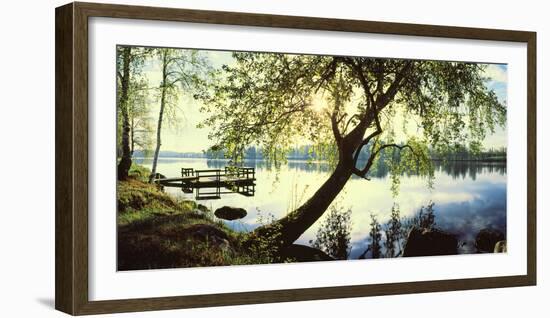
[134,157,507,258]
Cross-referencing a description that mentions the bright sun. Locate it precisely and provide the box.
[310,93,327,114]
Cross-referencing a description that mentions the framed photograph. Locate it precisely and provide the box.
[55,2,536,315]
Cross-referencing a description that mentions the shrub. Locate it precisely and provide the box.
[311,205,352,260]
[368,214,383,259]
[384,204,403,257]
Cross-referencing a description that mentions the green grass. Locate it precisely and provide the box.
[117,168,288,270]
[128,162,152,182]
[117,178,202,225]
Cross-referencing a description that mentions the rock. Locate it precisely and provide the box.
[279,244,335,262]
[181,224,229,240]
[475,228,505,253]
[197,204,209,213]
[190,209,205,219]
[180,224,232,251]
[217,238,232,251]
[494,240,507,253]
[214,206,247,220]
[150,172,166,180]
[403,227,458,257]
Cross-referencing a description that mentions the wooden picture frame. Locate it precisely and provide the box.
[55,1,536,315]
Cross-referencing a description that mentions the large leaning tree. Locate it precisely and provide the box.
[199,52,506,247]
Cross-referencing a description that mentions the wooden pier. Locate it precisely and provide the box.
[155,167,256,200]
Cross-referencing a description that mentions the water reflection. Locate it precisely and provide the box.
[141,157,506,181]
[434,161,506,181]
[434,184,507,253]
[134,157,506,258]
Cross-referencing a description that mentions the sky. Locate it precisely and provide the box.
[136,49,508,154]
[482,64,508,148]
[139,50,233,153]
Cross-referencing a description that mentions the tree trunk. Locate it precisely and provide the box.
[252,115,371,248]
[130,116,135,155]
[117,47,132,181]
[253,159,354,247]
[249,61,412,249]
[149,51,168,183]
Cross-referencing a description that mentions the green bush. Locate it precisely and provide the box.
[311,205,352,260]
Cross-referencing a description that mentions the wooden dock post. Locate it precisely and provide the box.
[156,166,256,200]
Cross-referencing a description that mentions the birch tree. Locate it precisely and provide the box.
[148,48,210,183]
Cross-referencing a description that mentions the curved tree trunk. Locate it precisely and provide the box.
[117,47,132,181]
[253,159,354,247]
[252,113,373,248]
[248,60,412,249]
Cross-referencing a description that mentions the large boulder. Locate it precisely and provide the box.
[475,228,505,253]
[214,206,247,220]
[403,227,458,257]
[279,244,335,262]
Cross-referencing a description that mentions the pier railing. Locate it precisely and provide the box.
[160,166,256,200]
[193,169,222,199]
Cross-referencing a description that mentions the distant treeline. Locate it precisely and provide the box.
[353,145,506,162]
[133,150,205,158]
[203,145,323,160]
[133,145,329,160]
[429,146,506,162]
[134,145,506,162]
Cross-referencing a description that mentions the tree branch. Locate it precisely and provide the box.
[339,58,379,134]
[343,114,361,135]
[352,114,382,166]
[375,61,413,109]
[342,57,374,104]
[353,142,416,179]
[315,58,337,93]
[375,61,385,96]
[331,109,343,148]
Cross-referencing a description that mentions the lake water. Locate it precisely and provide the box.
[134,157,507,258]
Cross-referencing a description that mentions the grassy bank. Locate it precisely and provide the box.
[117,164,286,270]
